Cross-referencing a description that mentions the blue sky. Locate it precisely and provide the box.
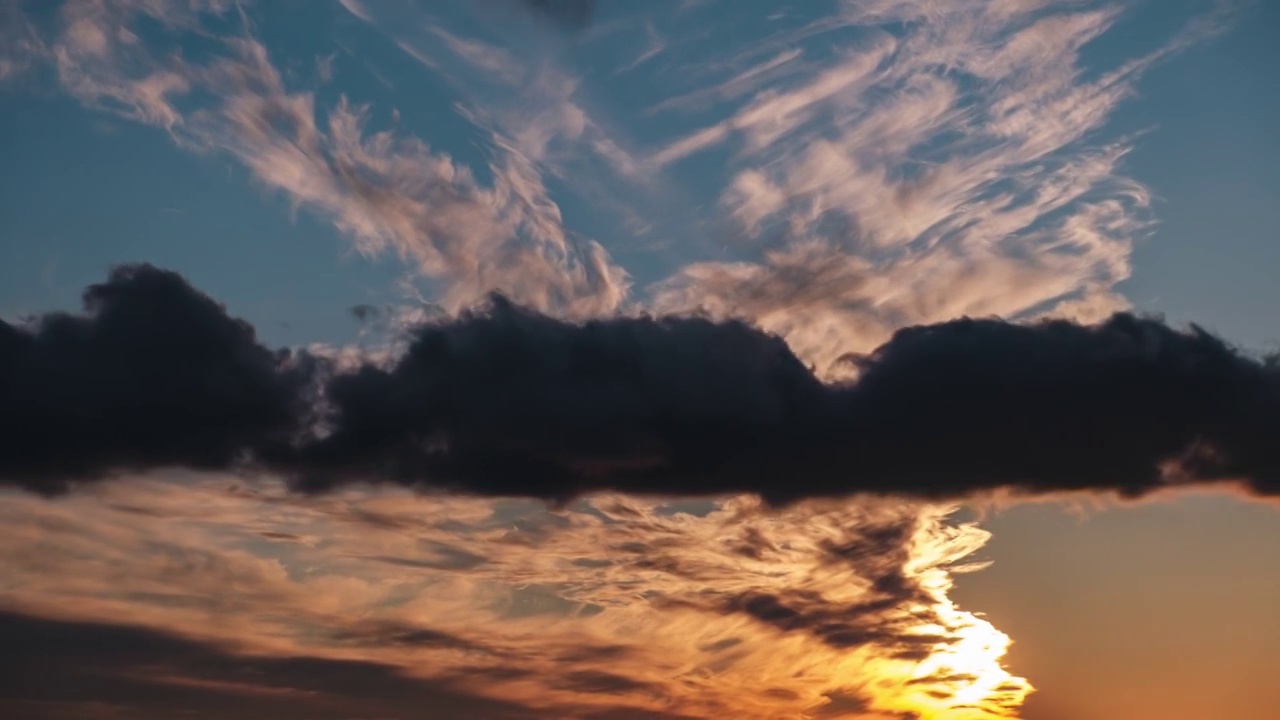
[3,0,1274,352]
[1,2,1278,719]
[1111,0,1279,347]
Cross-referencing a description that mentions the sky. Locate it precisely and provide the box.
[0,1,1277,719]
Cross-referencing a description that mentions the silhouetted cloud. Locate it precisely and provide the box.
[0,264,312,496]
[3,266,1277,503]
[299,289,1280,505]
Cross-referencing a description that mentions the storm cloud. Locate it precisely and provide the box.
[2,265,1277,503]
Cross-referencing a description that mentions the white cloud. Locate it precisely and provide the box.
[18,0,629,317]
[644,48,806,117]
[632,0,1221,371]
[333,0,1219,375]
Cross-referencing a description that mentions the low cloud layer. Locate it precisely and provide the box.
[4,265,1276,505]
[0,265,312,495]
[0,475,1025,718]
[0,610,545,720]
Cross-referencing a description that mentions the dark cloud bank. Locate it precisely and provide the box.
[0,610,693,720]
[2,264,1277,503]
[0,610,535,720]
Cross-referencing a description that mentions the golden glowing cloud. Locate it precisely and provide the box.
[0,477,1030,718]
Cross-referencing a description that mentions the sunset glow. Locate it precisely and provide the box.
[2,0,1277,718]
[0,481,1032,718]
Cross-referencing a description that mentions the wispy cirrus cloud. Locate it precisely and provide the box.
[333,0,1231,374]
[0,476,1028,718]
[639,0,1230,369]
[187,38,627,315]
[7,0,1234,349]
[361,1,662,237]
[17,0,628,317]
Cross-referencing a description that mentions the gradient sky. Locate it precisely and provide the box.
[1,1,1278,719]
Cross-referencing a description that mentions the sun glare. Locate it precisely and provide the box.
[864,514,1034,719]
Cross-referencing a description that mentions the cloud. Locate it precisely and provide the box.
[0,4,1254,719]
[298,289,1280,505]
[0,610,542,720]
[0,475,1028,718]
[8,1,1225,360]
[183,36,628,317]
[45,0,218,129]
[336,0,373,23]
[9,0,628,317]
[387,3,646,187]
[632,0,1221,371]
[0,264,311,496]
[314,0,1228,396]
[4,266,1278,507]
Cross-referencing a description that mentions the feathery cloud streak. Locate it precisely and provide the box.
[0,477,1028,718]
[6,0,1232,362]
[316,0,1234,381]
[12,0,627,316]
